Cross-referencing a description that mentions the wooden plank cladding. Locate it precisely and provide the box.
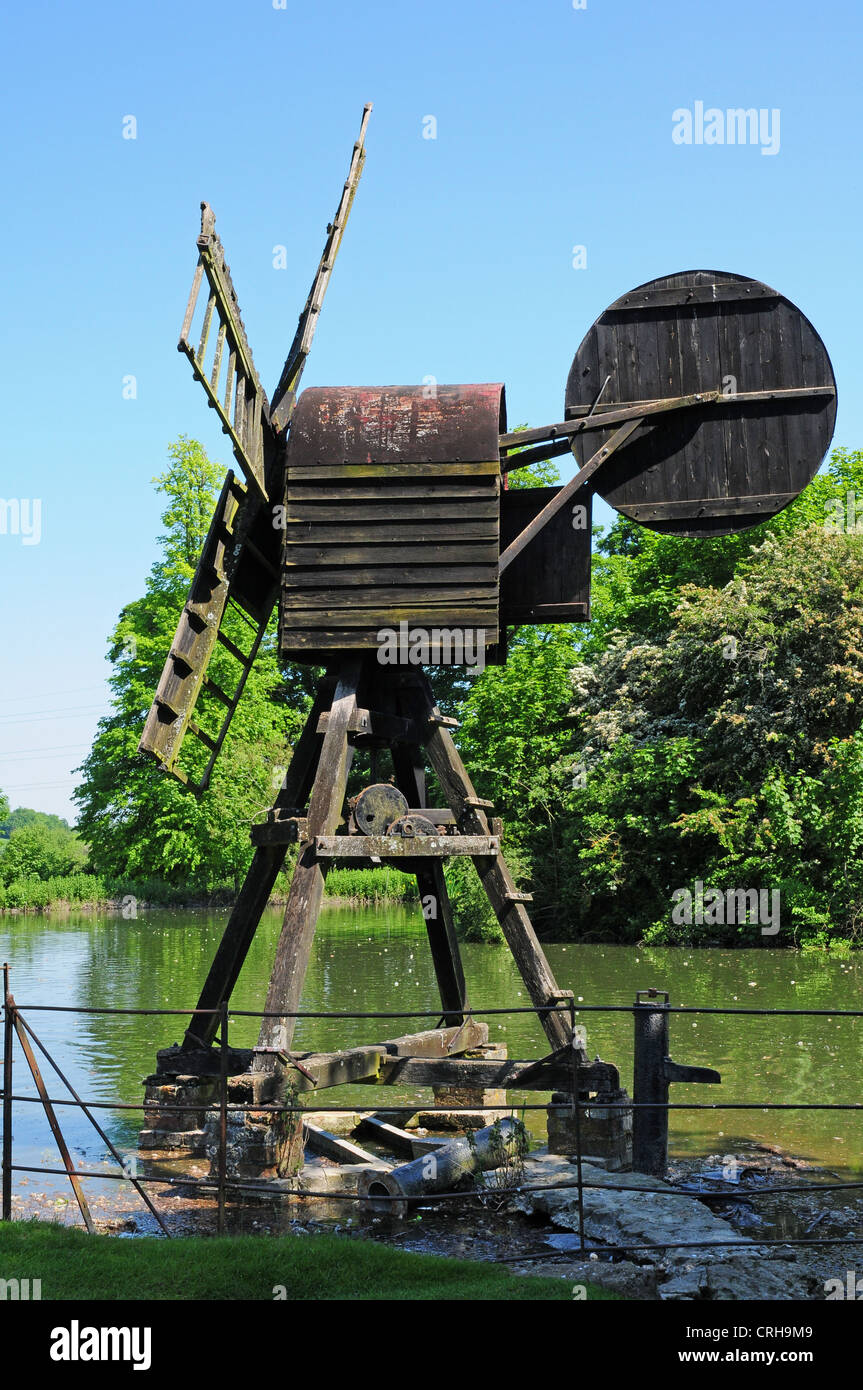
[280,385,504,660]
[566,270,837,538]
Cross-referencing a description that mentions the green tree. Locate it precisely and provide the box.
[447,447,863,945]
[1,806,70,839]
[0,822,89,884]
[74,437,310,890]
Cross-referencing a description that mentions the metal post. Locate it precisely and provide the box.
[2,964,12,1221]
[632,989,670,1176]
[218,1001,228,1234]
[568,999,586,1255]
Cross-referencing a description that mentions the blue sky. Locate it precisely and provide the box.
[1,0,860,822]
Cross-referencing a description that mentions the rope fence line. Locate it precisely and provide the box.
[1,976,860,1259]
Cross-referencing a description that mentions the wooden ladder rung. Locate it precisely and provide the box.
[202,676,233,708]
[189,720,218,752]
[241,535,280,580]
[216,629,251,665]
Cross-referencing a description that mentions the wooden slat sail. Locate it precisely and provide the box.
[178,205,273,502]
[269,104,373,433]
[139,106,373,788]
[138,473,280,791]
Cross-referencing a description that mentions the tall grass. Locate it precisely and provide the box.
[0,867,419,912]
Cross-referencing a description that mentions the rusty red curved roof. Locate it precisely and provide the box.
[287,384,506,466]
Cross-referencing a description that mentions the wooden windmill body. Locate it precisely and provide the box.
[139,105,836,1078]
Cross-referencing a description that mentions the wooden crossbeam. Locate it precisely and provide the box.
[374,1057,620,1092]
[313,834,500,858]
[498,417,644,574]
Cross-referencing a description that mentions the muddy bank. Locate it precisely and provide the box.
[10,1139,859,1300]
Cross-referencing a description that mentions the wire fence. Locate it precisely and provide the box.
[1,969,861,1262]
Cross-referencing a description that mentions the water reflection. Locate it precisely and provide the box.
[1,906,860,1189]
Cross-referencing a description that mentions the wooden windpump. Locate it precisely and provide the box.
[139,104,837,1095]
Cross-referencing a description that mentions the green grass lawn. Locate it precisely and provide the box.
[0,1219,617,1301]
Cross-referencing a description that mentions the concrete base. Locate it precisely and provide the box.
[203,1067,304,1180]
[141,1065,304,1178]
[547,1088,632,1171]
[141,1074,219,1156]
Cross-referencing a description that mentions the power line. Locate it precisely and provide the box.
[0,684,107,706]
[0,744,89,761]
[1,778,80,790]
[0,705,107,726]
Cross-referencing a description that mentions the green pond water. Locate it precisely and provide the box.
[1,904,861,1200]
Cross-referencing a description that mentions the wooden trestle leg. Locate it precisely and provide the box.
[181,674,335,1051]
[254,656,364,1065]
[411,672,573,1051]
[390,739,468,1026]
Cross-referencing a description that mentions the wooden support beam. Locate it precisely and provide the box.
[498,417,644,575]
[413,672,572,1052]
[380,1021,488,1057]
[250,818,308,847]
[288,1045,387,1091]
[283,1023,489,1091]
[181,677,333,1050]
[313,834,500,858]
[255,657,363,1063]
[373,1057,619,1092]
[303,1121,386,1167]
[499,387,834,453]
[317,707,418,743]
[355,1116,444,1159]
[390,718,470,1026]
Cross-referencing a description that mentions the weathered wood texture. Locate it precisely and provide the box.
[138,471,281,789]
[181,678,334,1050]
[566,270,837,537]
[374,1056,619,1092]
[499,486,591,624]
[391,719,469,1026]
[410,673,574,1052]
[255,659,363,1063]
[279,385,503,656]
[178,202,274,500]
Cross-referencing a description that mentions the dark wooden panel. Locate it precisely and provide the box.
[284,542,500,565]
[282,565,497,588]
[286,480,498,501]
[282,585,497,607]
[566,270,836,537]
[286,521,498,544]
[283,606,499,628]
[284,499,499,524]
[499,487,591,624]
[281,627,499,651]
[287,461,499,483]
